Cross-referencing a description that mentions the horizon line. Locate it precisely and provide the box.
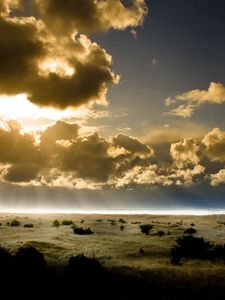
[0,208,225,215]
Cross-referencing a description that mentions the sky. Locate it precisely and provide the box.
[0,0,225,211]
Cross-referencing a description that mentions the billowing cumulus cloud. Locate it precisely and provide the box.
[113,134,153,156]
[0,118,221,188]
[0,118,41,183]
[210,169,225,186]
[35,0,148,34]
[202,128,225,162]
[165,82,225,118]
[0,0,148,109]
[170,138,200,168]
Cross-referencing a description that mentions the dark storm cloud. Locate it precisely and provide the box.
[4,163,41,182]
[0,0,147,109]
[0,16,44,95]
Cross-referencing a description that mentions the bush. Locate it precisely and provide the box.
[184,227,197,234]
[171,235,214,263]
[24,224,34,228]
[53,220,60,227]
[157,230,165,237]
[14,246,46,280]
[140,224,153,235]
[73,227,93,235]
[96,219,102,222]
[62,220,73,225]
[119,218,127,224]
[10,220,20,227]
[191,223,195,226]
[120,225,124,231]
[65,254,106,284]
[111,220,117,225]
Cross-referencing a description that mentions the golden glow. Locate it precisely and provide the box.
[39,58,75,77]
[0,94,87,130]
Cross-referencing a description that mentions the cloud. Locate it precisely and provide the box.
[0,0,148,109]
[166,104,195,118]
[0,118,219,189]
[165,82,225,118]
[113,134,153,156]
[0,119,41,183]
[35,0,148,34]
[55,132,116,182]
[40,120,79,155]
[170,138,200,168]
[210,169,225,186]
[202,128,225,162]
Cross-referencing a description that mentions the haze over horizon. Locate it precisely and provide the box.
[0,0,225,210]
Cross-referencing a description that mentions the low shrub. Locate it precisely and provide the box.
[24,224,34,228]
[140,224,153,235]
[120,225,124,231]
[119,218,127,224]
[53,220,60,228]
[62,220,73,225]
[157,230,165,237]
[10,220,20,227]
[184,227,197,234]
[73,227,93,235]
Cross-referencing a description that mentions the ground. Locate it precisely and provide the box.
[1,213,225,269]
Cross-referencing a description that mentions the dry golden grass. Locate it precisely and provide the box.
[0,213,225,272]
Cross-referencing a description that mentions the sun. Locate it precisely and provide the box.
[0,94,86,131]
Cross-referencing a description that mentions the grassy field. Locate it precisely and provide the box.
[2,213,225,299]
[0,213,225,268]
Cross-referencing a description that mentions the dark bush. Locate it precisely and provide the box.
[67,254,103,275]
[10,220,20,226]
[120,225,124,231]
[73,227,93,235]
[111,220,117,225]
[96,219,102,222]
[62,220,73,225]
[184,227,197,234]
[214,244,225,259]
[157,230,165,237]
[191,223,195,226]
[119,218,127,224]
[24,224,34,228]
[14,246,46,281]
[171,235,214,263]
[0,247,13,272]
[80,219,85,224]
[140,224,153,235]
[53,219,60,227]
